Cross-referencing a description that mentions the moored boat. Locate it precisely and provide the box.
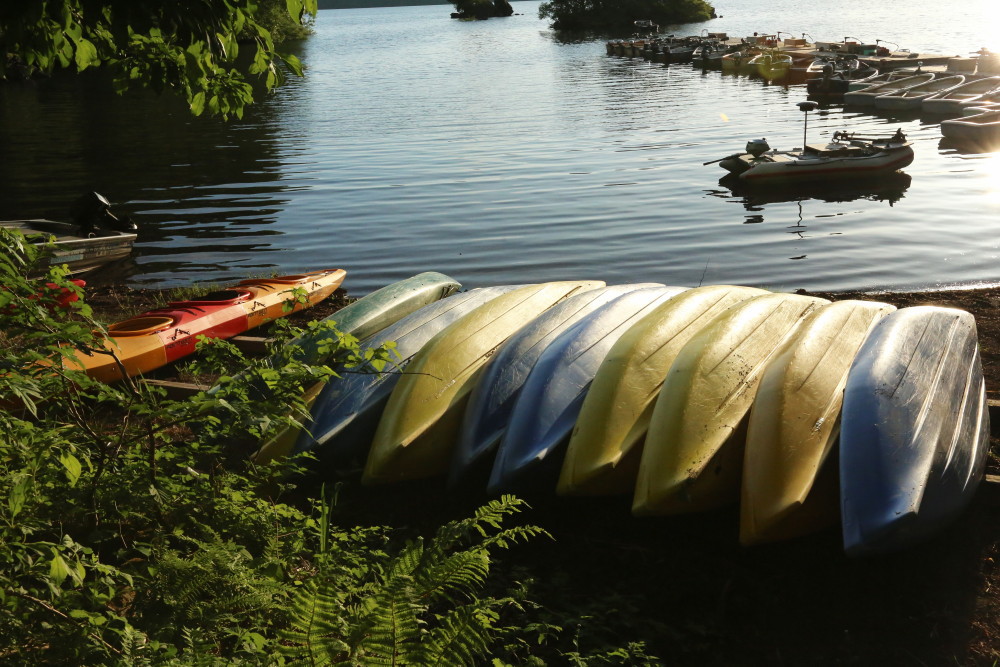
[940,109,1000,145]
[717,129,914,184]
[873,75,965,110]
[922,76,1000,114]
[845,69,923,92]
[843,73,936,105]
[746,49,794,81]
[840,307,990,556]
[805,56,879,96]
[2,192,138,276]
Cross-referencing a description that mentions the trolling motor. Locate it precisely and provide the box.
[70,192,138,236]
[797,101,819,148]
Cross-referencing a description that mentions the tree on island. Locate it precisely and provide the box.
[0,0,316,119]
[539,0,715,32]
[451,0,515,20]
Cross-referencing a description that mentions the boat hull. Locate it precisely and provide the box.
[292,286,523,472]
[2,219,136,275]
[363,280,605,484]
[733,146,914,184]
[740,300,895,546]
[633,293,829,516]
[840,307,990,556]
[487,286,687,494]
[450,283,663,488]
[558,285,768,496]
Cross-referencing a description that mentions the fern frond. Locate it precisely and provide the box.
[351,574,424,665]
[278,579,350,665]
[412,602,502,666]
[414,547,491,604]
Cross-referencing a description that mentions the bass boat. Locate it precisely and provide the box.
[716,105,914,185]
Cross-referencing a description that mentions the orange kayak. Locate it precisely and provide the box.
[64,269,345,382]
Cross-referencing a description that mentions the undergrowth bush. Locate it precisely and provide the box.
[0,229,660,665]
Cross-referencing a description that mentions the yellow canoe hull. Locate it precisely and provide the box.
[633,292,829,516]
[558,285,768,496]
[740,299,895,545]
[363,281,605,484]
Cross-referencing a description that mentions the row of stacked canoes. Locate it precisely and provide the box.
[246,273,989,557]
[66,271,991,556]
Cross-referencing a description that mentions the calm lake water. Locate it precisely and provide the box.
[2,0,1000,293]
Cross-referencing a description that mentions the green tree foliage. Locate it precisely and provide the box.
[0,230,662,663]
[538,0,715,33]
[0,0,318,119]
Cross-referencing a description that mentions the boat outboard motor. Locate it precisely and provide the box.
[70,191,138,236]
[745,138,770,157]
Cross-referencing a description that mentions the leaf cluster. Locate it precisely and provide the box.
[0,228,665,664]
[0,0,317,119]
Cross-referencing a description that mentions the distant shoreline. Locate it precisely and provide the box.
[319,0,529,9]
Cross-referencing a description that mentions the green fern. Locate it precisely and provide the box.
[280,496,547,664]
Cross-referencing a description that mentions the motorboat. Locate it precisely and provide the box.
[843,72,936,105]
[922,76,1000,114]
[715,102,914,184]
[692,40,733,68]
[1,192,138,276]
[805,56,879,96]
[721,46,761,74]
[873,75,965,110]
[745,49,794,81]
[940,109,1000,145]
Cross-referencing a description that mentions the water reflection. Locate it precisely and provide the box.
[714,171,912,207]
[0,67,298,284]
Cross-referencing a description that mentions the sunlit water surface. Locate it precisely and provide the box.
[2,0,1000,293]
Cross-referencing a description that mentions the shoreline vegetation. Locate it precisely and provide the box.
[539,0,715,33]
[3,241,995,662]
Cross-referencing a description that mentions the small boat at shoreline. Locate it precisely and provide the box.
[2,192,138,276]
[843,73,936,105]
[717,129,914,184]
[873,75,965,110]
[746,49,794,81]
[845,69,924,92]
[806,56,880,96]
[840,306,990,556]
[62,269,346,383]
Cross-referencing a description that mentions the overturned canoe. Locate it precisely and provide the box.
[251,272,462,463]
[292,285,523,471]
[450,282,665,488]
[840,306,990,556]
[558,285,768,497]
[63,269,346,383]
[363,281,605,484]
[487,286,688,494]
[740,300,895,546]
[633,293,829,516]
